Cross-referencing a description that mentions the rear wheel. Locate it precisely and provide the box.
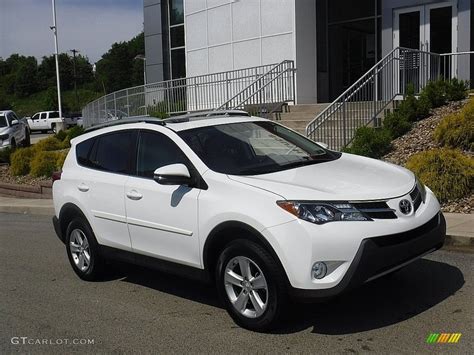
[216,240,287,331]
[65,217,104,281]
[51,124,57,134]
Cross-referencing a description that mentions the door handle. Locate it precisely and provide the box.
[77,183,89,192]
[126,190,143,201]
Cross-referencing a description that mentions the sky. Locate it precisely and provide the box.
[0,0,143,63]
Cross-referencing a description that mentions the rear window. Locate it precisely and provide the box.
[49,112,60,118]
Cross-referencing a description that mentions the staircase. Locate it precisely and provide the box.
[305,47,471,151]
[277,104,329,135]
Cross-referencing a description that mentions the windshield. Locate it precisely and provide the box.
[0,115,7,128]
[178,121,341,175]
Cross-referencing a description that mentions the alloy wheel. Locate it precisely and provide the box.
[69,229,91,272]
[224,256,268,318]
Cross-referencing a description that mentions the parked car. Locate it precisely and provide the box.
[0,110,30,150]
[52,111,446,331]
[27,111,64,133]
[64,112,82,128]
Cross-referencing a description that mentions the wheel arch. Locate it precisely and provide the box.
[202,221,290,285]
[58,202,89,241]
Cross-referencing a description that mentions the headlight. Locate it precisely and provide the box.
[277,201,370,224]
[416,177,427,202]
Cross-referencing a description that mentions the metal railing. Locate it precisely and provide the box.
[306,47,473,150]
[82,61,296,127]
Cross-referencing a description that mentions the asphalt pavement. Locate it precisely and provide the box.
[30,131,53,145]
[1,213,472,353]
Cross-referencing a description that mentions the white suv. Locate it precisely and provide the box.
[52,111,446,331]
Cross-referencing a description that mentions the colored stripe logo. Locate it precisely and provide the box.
[426,333,462,343]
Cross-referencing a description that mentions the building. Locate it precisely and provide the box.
[145,0,472,105]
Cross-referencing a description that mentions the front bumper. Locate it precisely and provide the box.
[290,212,446,300]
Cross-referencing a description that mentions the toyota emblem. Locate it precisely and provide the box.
[399,199,412,215]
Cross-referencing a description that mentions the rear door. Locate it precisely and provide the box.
[75,129,138,250]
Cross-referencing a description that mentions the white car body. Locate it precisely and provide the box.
[52,112,445,329]
[0,110,30,149]
[27,111,64,132]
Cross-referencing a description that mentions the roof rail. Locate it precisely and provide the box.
[84,116,165,133]
[163,109,250,123]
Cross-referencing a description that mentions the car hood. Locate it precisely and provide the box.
[229,153,415,201]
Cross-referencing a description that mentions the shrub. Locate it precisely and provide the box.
[445,78,468,101]
[66,125,85,140]
[398,84,419,122]
[343,127,392,159]
[0,147,14,164]
[54,130,67,141]
[383,111,412,138]
[421,80,448,108]
[30,151,60,177]
[406,148,473,203]
[10,147,35,176]
[34,136,63,152]
[434,99,474,150]
[416,93,431,119]
[56,149,69,169]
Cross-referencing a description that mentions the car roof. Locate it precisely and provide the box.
[75,113,269,145]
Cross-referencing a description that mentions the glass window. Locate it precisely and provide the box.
[0,115,7,128]
[32,113,39,120]
[49,111,60,118]
[170,25,185,48]
[179,122,340,175]
[171,48,186,79]
[89,131,137,174]
[40,113,47,120]
[137,130,189,178]
[170,0,184,25]
[76,138,96,168]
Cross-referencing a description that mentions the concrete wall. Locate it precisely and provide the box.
[144,0,165,83]
[184,0,296,77]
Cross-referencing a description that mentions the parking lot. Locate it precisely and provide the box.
[1,212,472,353]
[30,131,54,145]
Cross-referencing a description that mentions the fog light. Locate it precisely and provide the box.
[312,262,327,279]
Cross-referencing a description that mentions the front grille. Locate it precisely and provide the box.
[352,201,397,219]
[410,185,422,211]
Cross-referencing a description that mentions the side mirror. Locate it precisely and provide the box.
[316,142,329,149]
[153,163,192,186]
[11,120,19,126]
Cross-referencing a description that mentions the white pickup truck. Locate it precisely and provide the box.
[27,111,64,133]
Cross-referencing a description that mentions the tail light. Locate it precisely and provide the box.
[52,171,62,183]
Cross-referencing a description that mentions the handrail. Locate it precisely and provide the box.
[305,47,471,150]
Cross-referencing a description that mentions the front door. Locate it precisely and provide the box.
[125,129,201,267]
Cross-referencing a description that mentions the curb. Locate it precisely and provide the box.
[445,234,474,247]
[0,204,55,216]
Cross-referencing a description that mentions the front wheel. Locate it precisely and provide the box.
[215,240,287,331]
[23,129,30,147]
[65,217,104,281]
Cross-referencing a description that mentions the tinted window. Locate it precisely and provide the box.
[76,138,95,168]
[40,113,47,119]
[49,111,60,118]
[137,131,188,178]
[92,131,137,174]
[32,113,39,120]
[0,115,7,128]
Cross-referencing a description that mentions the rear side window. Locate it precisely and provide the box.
[76,130,137,174]
[76,138,95,168]
[137,130,188,178]
[49,111,60,118]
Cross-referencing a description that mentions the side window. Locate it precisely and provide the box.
[76,138,96,168]
[137,131,188,178]
[40,113,47,120]
[32,113,39,120]
[49,111,59,118]
[6,113,14,125]
[91,131,137,174]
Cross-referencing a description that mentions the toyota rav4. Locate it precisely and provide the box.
[52,111,446,331]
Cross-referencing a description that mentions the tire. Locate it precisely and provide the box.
[51,124,57,134]
[215,239,288,331]
[65,217,105,281]
[23,129,30,147]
